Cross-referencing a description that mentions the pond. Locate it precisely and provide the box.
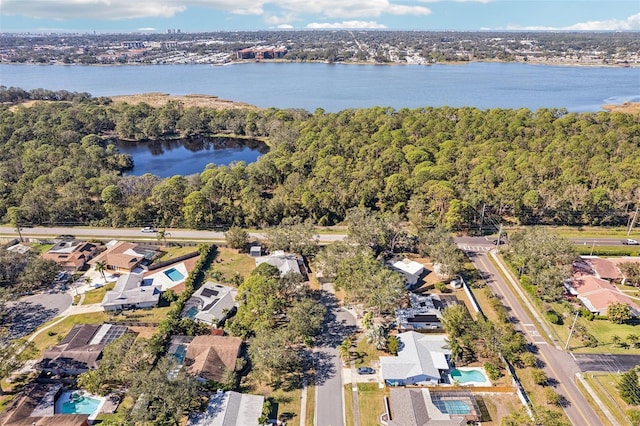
[114,135,269,177]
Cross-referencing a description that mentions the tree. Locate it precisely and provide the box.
[94,260,107,283]
[0,338,35,394]
[338,338,352,361]
[248,329,301,386]
[7,207,25,243]
[286,298,326,342]
[531,367,548,386]
[608,302,632,324]
[619,262,640,286]
[619,368,640,405]
[156,229,171,245]
[225,226,249,251]
[386,334,400,355]
[19,257,58,293]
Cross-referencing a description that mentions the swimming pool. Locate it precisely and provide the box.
[164,267,185,282]
[440,399,472,415]
[450,368,488,384]
[172,345,187,365]
[184,305,198,320]
[55,390,103,417]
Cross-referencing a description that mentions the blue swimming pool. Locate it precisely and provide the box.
[450,368,488,384]
[56,391,102,416]
[441,399,471,414]
[173,345,187,365]
[184,305,198,320]
[164,267,185,282]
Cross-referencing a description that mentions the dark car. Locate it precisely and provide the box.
[357,367,375,375]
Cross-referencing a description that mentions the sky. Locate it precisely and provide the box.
[0,0,639,33]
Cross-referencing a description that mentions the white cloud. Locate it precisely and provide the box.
[137,27,157,31]
[0,0,432,22]
[565,13,640,31]
[277,24,294,28]
[506,13,640,31]
[307,20,387,28]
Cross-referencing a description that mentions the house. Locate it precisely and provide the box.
[101,273,161,311]
[389,258,425,289]
[584,257,621,281]
[395,293,458,331]
[0,383,90,426]
[38,324,129,374]
[42,240,98,271]
[90,240,153,273]
[184,335,243,383]
[187,390,264,426]
[182,282,237,326]
[382,388,480,426]
[255,250,304,278]
[249,246,262,257]
[143,254,200,292]
[567,274,640,317]
[380,331,451,386]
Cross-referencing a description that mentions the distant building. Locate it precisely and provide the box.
[395,293,458,331]
[237,46,287,60]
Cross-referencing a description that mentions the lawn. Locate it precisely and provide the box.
[356,383,386,426]
[207,247,256,284]
[81,283,115,305]
[240,373,303,425]
[575,245,640,257]
[541,226,639,239]
[109,306,173,324]
[152,245,199,264]
[582,373,634,426]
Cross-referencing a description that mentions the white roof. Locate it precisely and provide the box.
[255,252,301,276]
[392,258,424,275]
[187,391,264,426]
[380,331,450,382]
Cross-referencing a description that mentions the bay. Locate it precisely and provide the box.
[1,62,638,113]
[113,136,268,178]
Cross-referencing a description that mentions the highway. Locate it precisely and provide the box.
[464,246,601,425]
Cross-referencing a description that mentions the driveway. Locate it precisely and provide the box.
[5,292,72,339]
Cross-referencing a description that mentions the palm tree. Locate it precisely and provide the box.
[157,229,171,245]
[94,260,107,283]
[362,312,374,330]
[338,338,352,362]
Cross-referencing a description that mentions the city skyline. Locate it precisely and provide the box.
[1,0,639,33]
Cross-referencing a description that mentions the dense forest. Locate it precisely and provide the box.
[1,87,639,231]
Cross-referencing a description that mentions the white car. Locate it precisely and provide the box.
[141,226,156,233]
[623,238,639,245]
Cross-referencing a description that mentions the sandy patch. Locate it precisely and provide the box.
[110,92,259,110]
[602,101,640,115]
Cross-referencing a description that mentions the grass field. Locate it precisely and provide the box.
[356,383,386,426]
[207,247,256,284]
[152,245,199,264]
[583,373,634,426]
[31,312,109,352]
[81,282,115,304]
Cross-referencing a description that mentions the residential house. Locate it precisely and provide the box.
[0,383,90,426]
[184,335,243,383]
[101,273,161,311]
[182,282,237,326]
[389,258,425,289]
[42,240,98,271]
[567,274,640,317]
[90,240,152,273]
[255,250,304,278]
[187,390,264,426]
[380,331,451,386]
[584,257,621,281]
[395,293,457,331]
[38,324,129,374]
[382,388,480,426]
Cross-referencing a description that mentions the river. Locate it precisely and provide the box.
[1,62,638,113]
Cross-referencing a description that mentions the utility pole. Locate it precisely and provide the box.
[628,206,639,236]
[565,310,580,351]
[479,203,486,235]
[495,224,503,250]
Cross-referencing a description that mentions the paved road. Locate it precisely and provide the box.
[5,293,72,339]
[467,250,601,426]
[1,226,632,247]
[314,282,356,426]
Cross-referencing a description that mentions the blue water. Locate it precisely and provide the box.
[114,137,268,177]
[57,392,101,415]
[450,368,488,384]
[172,345,187,364]
[184,305,198,320]
[442,400,472,415]
[164,267,185,282]
[1,62,637,113]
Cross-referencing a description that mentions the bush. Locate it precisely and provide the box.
[483,361,502,381]
[545,310,563,325]
[531,367,548,385]
[544,387,561,405]
[519,351,538,368]
[578,307,594,321]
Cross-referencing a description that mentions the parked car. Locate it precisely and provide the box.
[141,226,156,233]
[623,238,639,245]
[357,367,375,375]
